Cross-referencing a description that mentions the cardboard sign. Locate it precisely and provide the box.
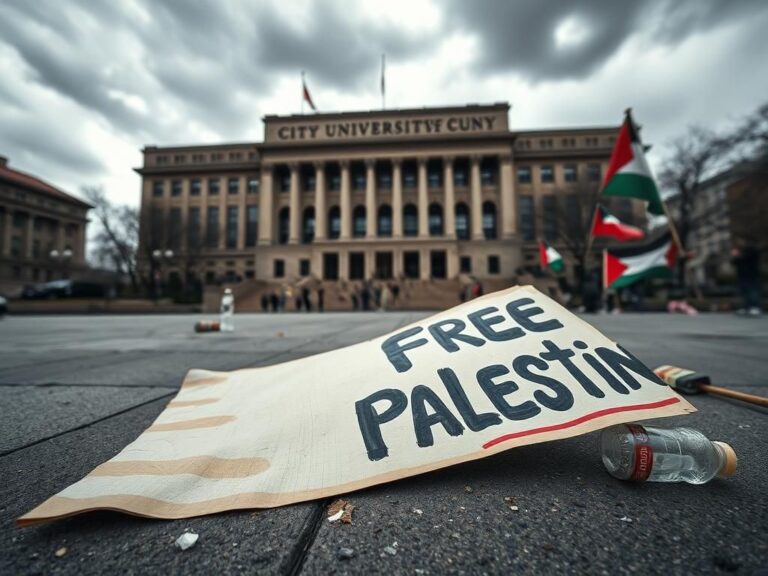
[19,286,695,525]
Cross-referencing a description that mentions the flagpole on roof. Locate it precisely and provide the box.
[301,71,305,115]
[381,53,386,110]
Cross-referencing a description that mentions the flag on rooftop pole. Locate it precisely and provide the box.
[591,204,645,242]
[539,240,564,273]
[302,71,316,112]
[601,109,665,216]
[603,232,677,289]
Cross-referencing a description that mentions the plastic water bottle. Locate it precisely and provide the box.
[600,424,737,484]
[220,288,234,332]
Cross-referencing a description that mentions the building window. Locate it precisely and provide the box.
[211,152,223,162]
[566,194,581,238]
[480,159,496,186]
[352,165,366,191]
[460,256,471,273]
[33,239,41,259]
[488,255,500,275]
[403,168,416,189]
[188,207,201,248]
[11,236,22,257]
[299,259,310,277]
[274,259,285,278]
[519,196,535,241]
[428,203,443,236]
[192,153,205,163]
[517,166,531,184]
[174,155,186,164]
[455,202,469,240]
[378,205,392,237]
[543,195,558,241]
[353,205,366,237]
[328,206,341,239]
[246,205,258,247]
[280,171,290,192]
[454,166,467,187]
[403,204,418,237]
[564,164,577,183]
[229,152,242,161]
[190,178,201,196]
[206,207,219,247]
[428,166,442,188]
[156,155,168,165]
[278,207,289,244]
[328,167,341,191]
[303,206,315,244]
[304,172,316,192]
[172,180,182,196]
[228,177,239,195]
[588,163,602,182]
[226,206,238,249]
[482,201,497,240]
[540,165,554,184]
[378,167,392,189]
[208,178,220,195]
[248,176,259,194]
[153,181,164,197]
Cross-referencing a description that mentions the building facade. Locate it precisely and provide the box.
[136,103,620,288]
[0,156,91,294]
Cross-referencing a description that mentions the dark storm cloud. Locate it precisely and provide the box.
[444,0,768,81]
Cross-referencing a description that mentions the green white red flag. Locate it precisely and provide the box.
[602,110,664,215]
[603,232,677,289]
[539,240,564,273]
[591,204,645,242]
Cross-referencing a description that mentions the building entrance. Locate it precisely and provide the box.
[375,251,393,279]
[403,251,420,279]
[430,250,447,279]
[349,252,365,280]
[323,253,338,280]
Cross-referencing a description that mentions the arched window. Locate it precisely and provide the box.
[353,205,366,237]
[328,206,340,239]
[278,207,290,244]
[403,204,418,237]
[455,202,469,240]
[428,203,443,236]
[302,206,315,244]
[482,201,497,239]
[378,205,392,237]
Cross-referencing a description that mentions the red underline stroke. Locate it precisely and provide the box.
[482,396,681,450]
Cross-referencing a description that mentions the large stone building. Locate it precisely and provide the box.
[0,156,91,295]
[136,102,622,305]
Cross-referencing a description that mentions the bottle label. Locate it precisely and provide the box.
[626,424,653,481]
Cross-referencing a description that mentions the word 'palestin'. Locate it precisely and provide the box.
[276,115,498,141]
[355,297,666,461]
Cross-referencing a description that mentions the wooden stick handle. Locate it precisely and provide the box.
[699,384,768,408]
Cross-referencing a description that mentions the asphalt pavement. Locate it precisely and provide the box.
[0,310,766,575]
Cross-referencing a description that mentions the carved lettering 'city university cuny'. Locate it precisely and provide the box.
[275,115,497,141]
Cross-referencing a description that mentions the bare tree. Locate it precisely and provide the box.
[82,186,139,292]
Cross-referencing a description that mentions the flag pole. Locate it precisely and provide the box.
[301,71,305,115]
[381,53,386,110]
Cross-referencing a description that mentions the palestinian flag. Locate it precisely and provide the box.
[539,240,564,273]
[602,110,665,215]
[302,72,316,111]
[591,204,645,242]
[603,232,677,289]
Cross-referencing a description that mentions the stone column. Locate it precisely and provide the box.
[340,160,351,241]
[288,163,300,244]
[365,159,376,238]
[470,155,483,240]
[313,162,326,241]
[417,158,428,238]
[444,156,456,239]
[500,153,516,239]
[258,164,273,245]
[392,159,403,239]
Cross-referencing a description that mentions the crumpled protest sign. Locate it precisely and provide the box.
[19,286,695,525]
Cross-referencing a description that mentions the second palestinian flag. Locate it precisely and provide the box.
[591,204,645,242]
[602,110,665,215]
[539,240,564,273]
[603,232,677,289]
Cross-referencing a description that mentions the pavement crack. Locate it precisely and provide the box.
[281,499,328,576]
[0,392,175,458]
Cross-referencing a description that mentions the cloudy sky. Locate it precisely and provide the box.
[1,0,767,209]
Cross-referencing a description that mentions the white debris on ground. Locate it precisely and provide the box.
[328,509,344,523]
[175,531,199,551]
[412,508,423,515]
[619,516,633,523]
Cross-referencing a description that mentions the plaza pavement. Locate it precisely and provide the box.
[0,310,766,575]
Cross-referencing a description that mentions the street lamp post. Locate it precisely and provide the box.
[151,249,174,301]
